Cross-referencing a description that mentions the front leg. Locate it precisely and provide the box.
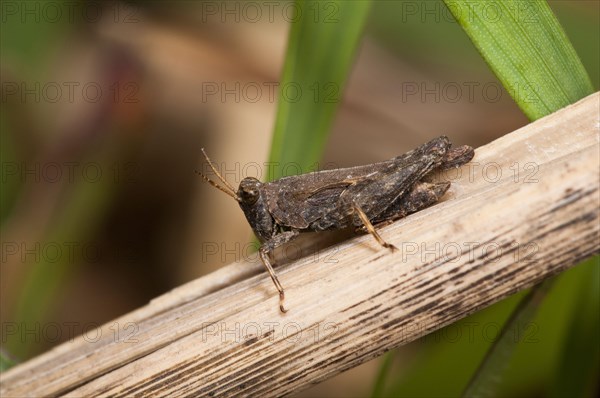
[259,230,299,313]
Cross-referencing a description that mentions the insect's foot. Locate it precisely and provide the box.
[279,292,288,313]
[384,243,398,252]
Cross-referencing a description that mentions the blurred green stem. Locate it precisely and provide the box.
[371,351,394,398]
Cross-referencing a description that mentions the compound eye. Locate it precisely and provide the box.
[238,177,262,205]
[240,186,259,204]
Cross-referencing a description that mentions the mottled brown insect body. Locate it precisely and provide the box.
[198,136,474,312]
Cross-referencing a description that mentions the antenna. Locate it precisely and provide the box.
[197,149,240,201]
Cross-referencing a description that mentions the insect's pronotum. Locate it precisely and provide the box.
[197,136,474,312]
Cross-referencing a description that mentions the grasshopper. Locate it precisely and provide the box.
[197,136,474,312]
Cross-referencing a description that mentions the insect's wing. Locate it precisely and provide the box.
[264,135,451,193]
[264,172,364,228]
[263,152,406,228]
[264,136,451,228]
[346,136,451,219]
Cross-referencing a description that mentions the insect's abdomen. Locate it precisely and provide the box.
[371,181,450,225]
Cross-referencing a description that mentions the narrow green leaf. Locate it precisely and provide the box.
[462,279,555,397]
[550,257,600,398]
[267,0,371,180]
[384,263,592,397]
[385,291,528,398]
[443,0,594,120]
[437,1,597,396]
[373,1,596,396]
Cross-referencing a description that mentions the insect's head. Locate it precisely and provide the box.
[197,149,274,241]
[196,148,241,202]
[238,177,261,205]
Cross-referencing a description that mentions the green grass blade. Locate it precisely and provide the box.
[444,0,594,120]
[385,263,592,397]
[267,0,371,180]
[462,279,555,397]
[550,257,600,398]
[371,1,596,396]
[439,1,596,396]
[385,291,528,398]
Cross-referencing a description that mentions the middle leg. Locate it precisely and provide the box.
[352,204,398,251]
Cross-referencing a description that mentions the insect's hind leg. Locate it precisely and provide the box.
[352,204,398,252]
[372,181,451,225]
[259,230,299,313]
[354,181,451,235]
